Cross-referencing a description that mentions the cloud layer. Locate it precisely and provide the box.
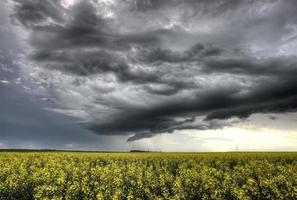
[11,0,297,141]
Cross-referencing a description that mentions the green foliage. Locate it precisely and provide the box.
[0,152,296,200]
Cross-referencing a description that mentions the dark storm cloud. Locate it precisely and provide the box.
[0,1,22,83]
[127,0,255,13]
[203,56,297,76]
[205,78,297,120]
[141,43,222,64]
[10,0,297,141]
[88,76,297,140]
[0,83,128,150]
[0,0,132,150]
[12,0,65,27]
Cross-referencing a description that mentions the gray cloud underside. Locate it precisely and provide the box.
[11,0,297,141]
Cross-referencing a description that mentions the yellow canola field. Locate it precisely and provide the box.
[0,152,296,200]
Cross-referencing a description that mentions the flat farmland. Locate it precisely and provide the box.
[0,152,296,200]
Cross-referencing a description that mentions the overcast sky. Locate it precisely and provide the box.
[0,0,297,151]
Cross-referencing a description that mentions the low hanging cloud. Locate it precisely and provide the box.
[10,0,297,141]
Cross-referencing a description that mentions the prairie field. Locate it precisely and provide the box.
[0,152,296,200]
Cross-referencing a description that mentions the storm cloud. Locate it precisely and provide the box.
[9,0,297,141]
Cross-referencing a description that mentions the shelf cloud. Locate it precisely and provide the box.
[9,0,297,141]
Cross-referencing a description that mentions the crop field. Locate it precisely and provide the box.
[0,152,296,200]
